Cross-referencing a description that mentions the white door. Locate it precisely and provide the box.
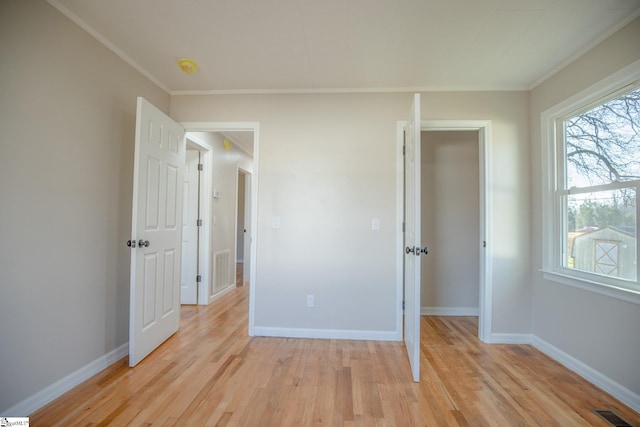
[181,149,199,304]
[242,173,251,286]
[129,97,186,367]
[404,93,421,382]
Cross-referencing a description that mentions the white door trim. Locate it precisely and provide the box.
[181,122,259,337]
[181,148,200,304]
[396,119,493,342]
[184,134,213,306]
[236,167,252,287]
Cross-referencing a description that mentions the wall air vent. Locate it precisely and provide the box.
[592,409,633,427]
[212,249,231,294]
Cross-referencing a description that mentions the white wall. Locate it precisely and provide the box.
[530,17,640,397]
[0,0,169,412]
[170,90,531,337]
[421,131,480,313]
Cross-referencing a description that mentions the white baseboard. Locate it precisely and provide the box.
[485,333,533,345]
[208,283,236,303]
[479,332,639,412]
[253,326,400,341]
[532,336,640,414]
[3,343,128,417]
[421,307,479,316]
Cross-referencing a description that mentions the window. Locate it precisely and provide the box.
[542,63,640,301]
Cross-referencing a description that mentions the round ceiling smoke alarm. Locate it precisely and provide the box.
[178,58,198,75]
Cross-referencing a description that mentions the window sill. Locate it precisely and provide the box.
[541,270,640,306]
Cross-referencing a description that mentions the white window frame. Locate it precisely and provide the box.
[541,59,640,305]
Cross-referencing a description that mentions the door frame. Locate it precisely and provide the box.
[184,135,213,305]
[181,145,202,304]
[396,120,493,342]
[236,167,252,287]
[181,122,259,336]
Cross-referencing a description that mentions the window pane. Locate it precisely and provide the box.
[565,188,636,281]
[564,88,640,188]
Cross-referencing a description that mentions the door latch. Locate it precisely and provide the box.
[127,239,137,248]
[405,246,428,256]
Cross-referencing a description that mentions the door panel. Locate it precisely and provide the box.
[130,97,185,367]
[145,158,161,228]
[165,165,179,228]
[404,93,421,382]
[163,249,176,314]
[143,253,157,329]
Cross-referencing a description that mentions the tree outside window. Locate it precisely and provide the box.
[561,87,640,283]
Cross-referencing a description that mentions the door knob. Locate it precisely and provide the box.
[138,239,150,248]
[420,246,429,255]
[405,246,415,255]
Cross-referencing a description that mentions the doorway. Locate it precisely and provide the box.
[397,120,492,343]
[421,131,480,316]
[178,129,256,309]
[182,122,259,336]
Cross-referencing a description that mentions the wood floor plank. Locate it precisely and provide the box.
[30,273,640,426]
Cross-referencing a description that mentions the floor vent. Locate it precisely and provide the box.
[212,249,231,293]
[593,409,633,427]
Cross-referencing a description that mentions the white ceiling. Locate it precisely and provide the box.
[220,131,254,155]
[50,0,640,94]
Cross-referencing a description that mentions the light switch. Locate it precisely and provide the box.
[372,218,380,231]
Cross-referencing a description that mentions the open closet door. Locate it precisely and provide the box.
[128,97,186,367]
[404,93,421,382]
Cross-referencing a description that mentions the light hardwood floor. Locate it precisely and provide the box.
[31,281,639,426]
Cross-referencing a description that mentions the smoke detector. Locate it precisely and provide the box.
[177,58,198,75]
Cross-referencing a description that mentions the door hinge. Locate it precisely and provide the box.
[197,163,203,171]
[196,219,203,226]
[196,275,202,283]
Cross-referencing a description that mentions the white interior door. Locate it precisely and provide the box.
[129,97,185,367]
[181,149,199,304]
[404,93,421,382]
[242,173,252,286]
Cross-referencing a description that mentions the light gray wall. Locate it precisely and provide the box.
[0,0,169,412]
[170,91,531,335]
[530,16,640,395]
[421,131,480,311]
